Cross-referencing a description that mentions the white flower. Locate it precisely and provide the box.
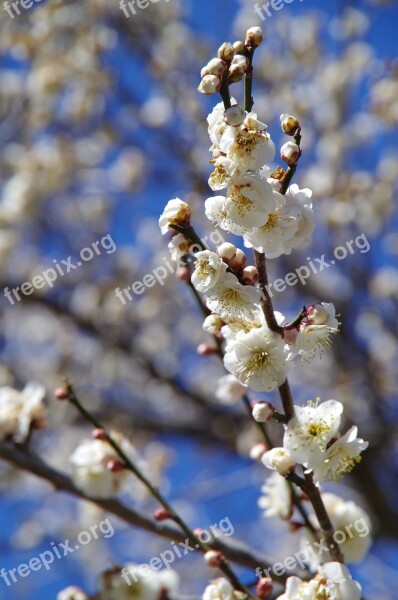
[159,198,191,235]
[203,314,223,334]
[276,563,361,600]
[168,233,190,261]
[313,493,372,563]
[207,99,237,149]
[70,434,137,498]
[101,564,179,600]
[209,156,242,191]
[312,426,368,483]
[206,273,261,321]
[192,250,228,293]
[0,382,46,442]
[220,112,275,171]
[262,447,295,475]
[288,321,339,362]
[283,400,344,467]
[57,587,89,600]
[307,303,339,328]
[203,578,241,600]
[258,472,293,520]
[224,174,276,229]
[243,185,315,258]
[205,195,250,236]
[215,374,246,405]
[224,326,287,391]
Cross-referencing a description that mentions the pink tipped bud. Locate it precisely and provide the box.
[256,578,273,600]
[176,267,190,283]
[231,54,250,71]
[107,459,125,473]
[198,75,221,95]
[229,248,246,272]
[242,266,259,285]
[203,315,223,335]
[281,141,300,166]
[245,26,264,48]
[280,113,300,136]
[197,343,218,356]
[54,387,69,400]
[217,242,237,261]
[252,401,275,423]
[204,550,224,568]
[307,303,329,325]
[201,58,227,78]
[217,42,235,62]
[154,508,173,522]
[250,443,269,461]
[92,428,107,441]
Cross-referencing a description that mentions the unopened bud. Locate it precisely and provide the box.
[201,58,227,78]
[197,343,218,356]
[262,447,296,475]
[107,459,125,473]
[281,141,300,166]
[231,54,250,72]
[224,105,246,127]
[228,64,245,84]
[280,113,300,136]
[92,428,107,441]
[229,248,246,272]
[217,42,235,62]
[252,401,275,423]
[198,74,222,95]
[233,40,245,54]
[204,550,223,568]
[245,26,264,48]
[250,443,269,461]
[175,266,190,283]
[242,266,259,285]
[54,387,69,400]
[256,578,273,600]
[203,314,223,334]
[154,508,173,521]
[217,242,237,261]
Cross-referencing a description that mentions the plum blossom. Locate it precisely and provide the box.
[202,578,242,600]
[100,564,179,600]
[312,426,368,483]
[220,112,276,171]
[70,433,138,498]
[215,374,247,405]
[191,250,228,293]
[206,273,262,321]
[0,382,46,442]
[224,326,287,391]
[262,447,296,475]
[159,198,191,235]
[276,562,361,600]
[258,472,293,520]
[224,174,276,230]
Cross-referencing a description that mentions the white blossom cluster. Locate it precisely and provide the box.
[0,382,46,443]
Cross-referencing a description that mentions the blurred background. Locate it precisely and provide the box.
[0,0,398,597]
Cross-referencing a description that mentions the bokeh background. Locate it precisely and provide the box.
[0,0,398,598]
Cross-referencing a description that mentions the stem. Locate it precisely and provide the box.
[64,384,255,597]
[220,72,231,110]
[253,249,282,334]
[244,48,255,112]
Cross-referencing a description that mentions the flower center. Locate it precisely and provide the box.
[230,187,255,217]
[196,260,215,279]
[261,212,278,232]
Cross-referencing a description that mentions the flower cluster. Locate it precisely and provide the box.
[276,562,361,600]
[0,382,46,443]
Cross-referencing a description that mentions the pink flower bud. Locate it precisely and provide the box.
[198,75,222,95]
[307,304,329,325]
[154,508,173,521]
[229,248,246,272]
[242,266,259,285]
[256,578,273,600]
[281,141,300,166]
[92,428,107,441]
[107,459,125,473]
[201,58,227,77]
[228,64,245,84]
[197,343,218,356]
[176,267,190,283]
[204,550,223,568]
[54,387,69,400]
[231,54,250,71]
